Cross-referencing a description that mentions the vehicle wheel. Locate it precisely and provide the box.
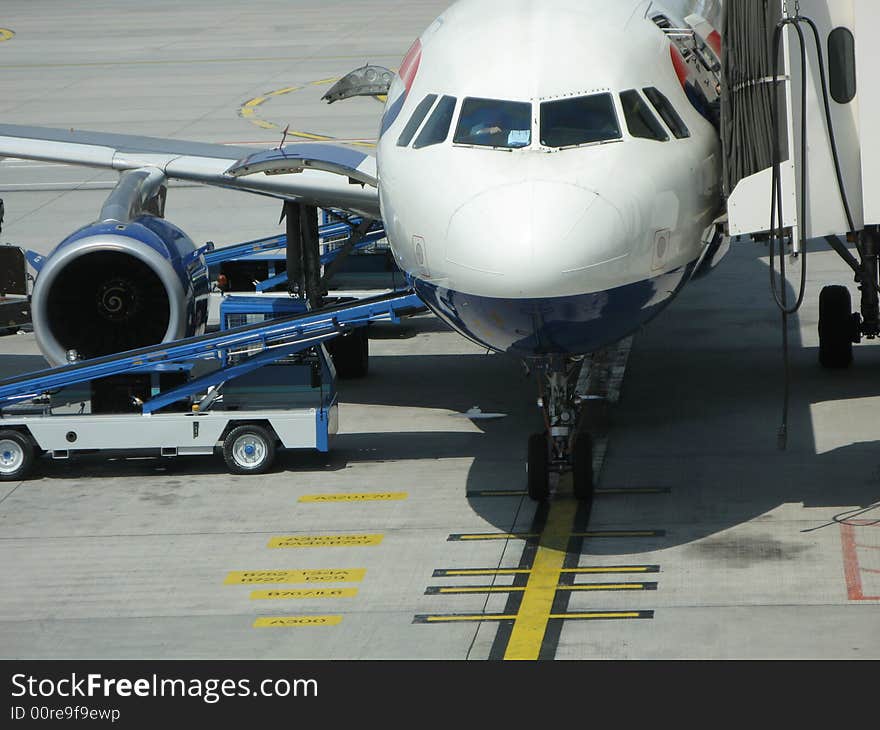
[327,328,369,379]
[819,285,855,369]
[572,433,594,502]
[0,430,35,481]
[222,425,276,475]
[527,432,549,502]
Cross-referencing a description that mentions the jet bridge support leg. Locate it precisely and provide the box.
[527,357,593,503]
[859,228,880,340]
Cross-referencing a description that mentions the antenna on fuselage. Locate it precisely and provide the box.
[277,124,290,150]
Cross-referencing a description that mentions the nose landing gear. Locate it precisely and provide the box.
[526,356,595,503]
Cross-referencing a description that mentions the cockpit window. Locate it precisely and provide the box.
[540,93,622,148]
[397,94,438,147]
[453,97,532,149]
[643,87,691,139]
[619,90,669,142]
[414,95,457,149]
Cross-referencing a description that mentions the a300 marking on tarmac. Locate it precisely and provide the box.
[253,616,342,628]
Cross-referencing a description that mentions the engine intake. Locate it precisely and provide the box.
[31,169,209,365]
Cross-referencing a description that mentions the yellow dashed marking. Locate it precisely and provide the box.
[268,534,383,548]
[225,569,365,585]
[438,566,655,577]
[0,29,14,42]
[251,588,358,600]
[432,583,652,595]
[299,492,408,503]
[417,612,645,623]
[253,616,342,628]
[237,81,377,147]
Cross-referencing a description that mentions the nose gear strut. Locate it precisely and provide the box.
[527,355,594,503]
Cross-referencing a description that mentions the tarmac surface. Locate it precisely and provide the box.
[0,0,878,660]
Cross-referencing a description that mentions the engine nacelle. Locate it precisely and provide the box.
[31,170,209,366]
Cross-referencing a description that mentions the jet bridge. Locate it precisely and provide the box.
[723,0,880,372]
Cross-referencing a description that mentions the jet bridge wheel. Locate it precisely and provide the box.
[0,429,35,482]
[527,432,550,502]
[572,433,594,502]
[222,424,276,475]
[819,285,857,369]
[327,328,369,379]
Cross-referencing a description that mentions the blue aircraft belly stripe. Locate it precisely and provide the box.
[413,259,700,357]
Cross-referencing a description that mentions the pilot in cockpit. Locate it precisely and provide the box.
[464,108,530,147]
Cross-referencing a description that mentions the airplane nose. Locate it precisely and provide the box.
[445,181,627,296]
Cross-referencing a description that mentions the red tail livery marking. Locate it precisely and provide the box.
[399,39,422,94]
[707,30,722,56]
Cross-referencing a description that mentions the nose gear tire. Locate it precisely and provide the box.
[818,285,855,369]
[527,432,550,502]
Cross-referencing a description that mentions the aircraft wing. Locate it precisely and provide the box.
[0,124,380,218]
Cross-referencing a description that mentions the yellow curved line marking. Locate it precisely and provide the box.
[0,29,15,42]
[237,80,378,148]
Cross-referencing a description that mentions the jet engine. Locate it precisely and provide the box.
[31,169,209,366]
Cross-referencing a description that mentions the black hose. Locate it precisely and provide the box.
[769,18,808,317]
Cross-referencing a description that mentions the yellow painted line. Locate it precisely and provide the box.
[436,586,526,594]
[504,500,577,661]
[253,616,342,628]
[437,566,654,577]
[431,584,650,595]
[267,86,300,96]
[251,588,358,600]
[423,615,516,623]
[243,96,267,110]
[225,569,365,585]
[564,584,648,591]
[0,29,14,42]
[557,612,644,620]
[237,82,378,148]
[268,534,383,548]
[415,612,648,624]
[299,492,408,503]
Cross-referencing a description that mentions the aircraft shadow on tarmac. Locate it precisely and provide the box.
[340,241,880,554]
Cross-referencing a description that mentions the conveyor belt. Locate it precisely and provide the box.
[0,290,424,408]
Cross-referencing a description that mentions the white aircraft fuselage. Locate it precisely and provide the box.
[377,0,723,357]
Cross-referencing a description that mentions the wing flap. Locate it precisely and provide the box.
[225,144,378,187]
[0,124,380,218]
